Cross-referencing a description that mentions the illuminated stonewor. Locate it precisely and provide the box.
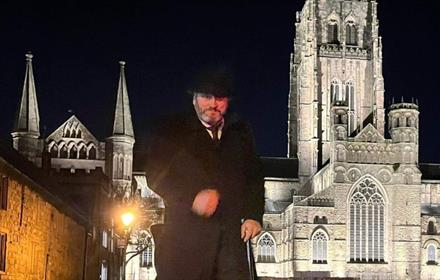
[9,55,165,280]
[257,0,440,279]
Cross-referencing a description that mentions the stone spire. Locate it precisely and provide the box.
[13,53,40,136]
[11,53,42,165]
[112,61,134,138]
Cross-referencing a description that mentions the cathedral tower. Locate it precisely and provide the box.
[106,61,135,199]
[11,53,42,165]
[288,0,385,183]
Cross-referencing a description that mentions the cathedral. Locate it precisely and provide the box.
[10,54,162,279]
[255,0,440,279]
[7,0,440,280]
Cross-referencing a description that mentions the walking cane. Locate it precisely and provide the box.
[242,219,258,280]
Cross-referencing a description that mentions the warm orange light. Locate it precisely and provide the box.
[121,211,135,227]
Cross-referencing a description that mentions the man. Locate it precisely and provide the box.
[146,67,264,279]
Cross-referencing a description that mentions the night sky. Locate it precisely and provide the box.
[1,0,439,163]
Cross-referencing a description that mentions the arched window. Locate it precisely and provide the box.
[258,234,276,263]
[346,22,357,45]
[327,20,339,43]
[79,146,87,159]
[60,145,68,158]
[331,80,343,104]
[69,145,77,159]
[349,177,385,262]
[140,246,153,267]
[50,145,58,158]
[77,129,82,138]
[428,221,436,235]
[312,230,328,263]
[427,244,437,265]
[346,81,355,110]
[89,146,96,160]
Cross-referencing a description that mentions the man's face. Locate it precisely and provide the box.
[193,93,229,125]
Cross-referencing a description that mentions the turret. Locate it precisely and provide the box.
[11,53,42,165]
[106,61,135,200]
[388,99,419,164]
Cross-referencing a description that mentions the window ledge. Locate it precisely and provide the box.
[348,260,387,264]
[427,261,438,265]
[313,260,328,264]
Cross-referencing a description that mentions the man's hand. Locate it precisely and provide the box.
[241,219,262,242]
[191,189,220,218]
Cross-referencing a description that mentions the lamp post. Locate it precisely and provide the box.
[120,209,135,280]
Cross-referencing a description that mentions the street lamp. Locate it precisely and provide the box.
[120,210,135,280]
[121,211,135,228]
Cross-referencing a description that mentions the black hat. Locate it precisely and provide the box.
[188,64,234,98]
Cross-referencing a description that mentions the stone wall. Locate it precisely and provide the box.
[0,165,86,280]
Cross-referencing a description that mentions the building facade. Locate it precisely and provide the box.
[8,54,162,280]
[257,1,440,279]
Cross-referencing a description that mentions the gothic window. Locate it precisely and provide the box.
[427,244,437,265]
[331,80,343,104]
[60,145,68,158]
[118,155,124,179]
[140,246,153,267]
[346,81,355,110]
[70,129,76,138]
[77,129,82,138]
[428,221,437,235]
[69,145,77,159]
[327,20,339,43]
[79,146,87,159]
[50,145,58,158]
[0,232,6,272]
[312,229,328,263]
[1,176,8,210]
[349,177,385,263]
[64,129,70,138]
[89,146,96,160]
[346,22,357,45]
[258,233,276,263]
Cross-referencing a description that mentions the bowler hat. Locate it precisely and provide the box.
[187,65,234,98]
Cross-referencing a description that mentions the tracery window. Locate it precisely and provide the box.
[312,229,328,263]
[349,177,385,262]
[140,246,153,267]
[327,20,339,43]
[427,244,437,265]
[258,233,276,263]
[346,22,357,45]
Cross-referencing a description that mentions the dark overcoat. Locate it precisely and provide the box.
[146,110,264,280]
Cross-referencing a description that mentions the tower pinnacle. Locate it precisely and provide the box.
[112,60,134,138]
[13,52,40,136]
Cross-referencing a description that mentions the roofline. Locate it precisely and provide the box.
[0,156,90,227]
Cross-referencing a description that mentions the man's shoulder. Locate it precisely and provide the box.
[151,111,199,136]
[225,113,252,132]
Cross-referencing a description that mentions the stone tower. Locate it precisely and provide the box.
[106,61,135,199]
[11,53,42,166]
[388,100,419,164]
[287,0,385,183]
